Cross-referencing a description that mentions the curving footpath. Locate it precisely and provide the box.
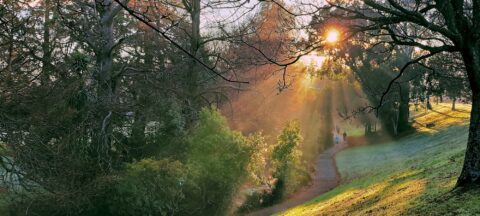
[249,142,348,216]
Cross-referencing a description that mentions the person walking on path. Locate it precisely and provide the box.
[343,131,347,144]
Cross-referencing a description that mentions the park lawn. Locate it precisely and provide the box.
[281,103,480,216]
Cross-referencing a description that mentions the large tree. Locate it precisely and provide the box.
[315,0,480,187]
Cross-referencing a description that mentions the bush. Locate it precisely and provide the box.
[185,107,253,216]
[8,178,114,216]
[270,121,310,201]
[237,191,271,213]
[238,133,275,213]
[245,132,272,185]
[8,108,255,216]
[110,108,253,216]
[109,159,187,216]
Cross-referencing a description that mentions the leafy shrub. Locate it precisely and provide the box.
[245,132,272,185]
[8,178,114,216]
[237,191,269,213]
[111,108,253,216]
[9,108,255,216]
[237,133,275,213]
[184,107,253,216]
[109,159,187,216]
[270,121,310,201]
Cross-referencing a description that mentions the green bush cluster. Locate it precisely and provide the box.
[270,121,310,202]
[109,159,187,216]
[110,107,254,216]
[238,121,311,212]
[5,109,310,216]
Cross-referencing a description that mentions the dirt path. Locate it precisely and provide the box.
[249,142,348,216]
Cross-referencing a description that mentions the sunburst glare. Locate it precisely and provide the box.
[326,29,340,43]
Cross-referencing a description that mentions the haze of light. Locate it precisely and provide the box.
[326,29,340,43]
[299,53,326,68]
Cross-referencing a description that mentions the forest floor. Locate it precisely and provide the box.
[280,103,480,216]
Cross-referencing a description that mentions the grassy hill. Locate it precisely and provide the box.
[281,103,480,216]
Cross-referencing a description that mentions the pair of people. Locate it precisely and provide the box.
[334,129,348,145]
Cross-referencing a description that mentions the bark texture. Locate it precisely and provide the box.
[457,44,480,186]
[90,0,123,168]
[397,82,411,133]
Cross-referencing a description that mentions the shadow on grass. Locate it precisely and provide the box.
[282,170,427,215]
[281,125,478,215]
[430,109,469,119]
[435,104,471,114]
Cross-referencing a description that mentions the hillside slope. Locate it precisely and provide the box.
[281,103,480,216]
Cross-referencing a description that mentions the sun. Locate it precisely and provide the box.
[326,29,340,43]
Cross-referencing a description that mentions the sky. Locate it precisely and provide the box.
[200,0,326,35]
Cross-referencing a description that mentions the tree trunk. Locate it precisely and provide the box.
[131,108,146,159]
[189,0,201,85]
[457,92,480,186]
[397,82,410,133]
[188,1,200,92]
[426,94,433,110]
[392,117,398,136]
[457,45,480,187]
[41,0,52,85]
[91,0,121,168]
[183,0,201,123]
[129,33,152,160]
[364,121,372,135]
[6,30,13,83]
[452,96,456,111]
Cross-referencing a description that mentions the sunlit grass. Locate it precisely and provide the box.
[335,122,365,137]
[280,103,480,215]
[411,103,470,133]
[283,176,427,216]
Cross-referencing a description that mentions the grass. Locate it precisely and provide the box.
[281,103,480,216]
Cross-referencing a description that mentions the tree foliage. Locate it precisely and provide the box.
[271,121,309,201]
[185,108,253,215]
[110,159,187,216]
